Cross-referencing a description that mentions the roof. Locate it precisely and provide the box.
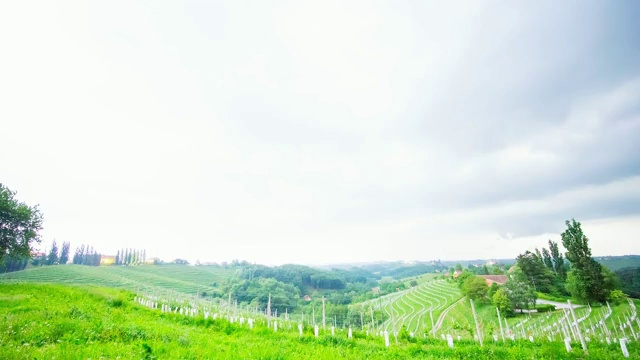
[478,275,508,285]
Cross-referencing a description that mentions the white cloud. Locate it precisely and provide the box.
[1,1,639,265]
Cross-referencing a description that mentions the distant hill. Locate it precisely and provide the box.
[595,255,640,271]
[0,264,237,296]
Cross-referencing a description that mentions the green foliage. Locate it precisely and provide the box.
[0,183,43,261]
[504,269,537,312]
[492,288,513,317]
[534,304,555,312]
[561,219,609,303]
[47,240,59,265]
[548,240,567,280]
[461,276,489,301]
[615,266,640,298]
[608,289,626,305]
[515,250,556,293]
[59,241,70,264]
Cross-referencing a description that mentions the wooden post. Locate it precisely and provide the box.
[496,307,505,343]
[391,302,397,344]
[322,296,326,330]
[370,306,375,331]
[430,309,435,338]
[568,300,588,355]
[267,294,271,328]
[470,299,483,346]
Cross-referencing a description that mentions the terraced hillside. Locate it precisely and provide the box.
[440,295,640,343]
[361,279,462,336]
[0,264,235,296]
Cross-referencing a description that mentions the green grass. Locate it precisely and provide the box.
[361,280,462,335]
[0,264,235,296]
[1,283,636,359]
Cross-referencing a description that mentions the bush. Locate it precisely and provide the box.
[535,304,555,312]
[608,289,626,305]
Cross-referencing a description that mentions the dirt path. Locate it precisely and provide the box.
[433,297,464,333]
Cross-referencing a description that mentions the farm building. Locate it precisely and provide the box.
[478,275,508,286]
[100,255,116,266]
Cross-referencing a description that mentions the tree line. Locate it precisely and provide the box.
[115,248,146,265]
[454,219,626,318]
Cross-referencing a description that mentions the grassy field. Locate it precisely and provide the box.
[0,264,235,296]
[2,283,636,359]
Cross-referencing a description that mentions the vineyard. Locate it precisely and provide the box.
[362,280,462,336]
[2,265,640,358]
[0,264,234,295]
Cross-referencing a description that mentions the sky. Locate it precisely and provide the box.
[1,1,639,265]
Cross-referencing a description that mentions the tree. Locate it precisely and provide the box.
[492,288,513,317]
[73,244,84,264]
[541,248,554,271]
[516,250,555,293]
[548,240,566,280]
[47,240,59,265]
[59,241,70,264]
[462,276,489,300]
[504,269,537,312]
[561,219,608,303]
[0,184,44,262]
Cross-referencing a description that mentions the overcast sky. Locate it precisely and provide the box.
[1,1,639,265]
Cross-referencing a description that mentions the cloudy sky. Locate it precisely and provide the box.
[1,1,639,265]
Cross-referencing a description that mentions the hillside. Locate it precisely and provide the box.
[1,283,634,359]
[0,264,236,296]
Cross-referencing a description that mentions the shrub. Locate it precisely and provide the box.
[535,304,555,312]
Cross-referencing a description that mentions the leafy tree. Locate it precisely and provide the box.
[608,289,626,305]
[488,282,500,299]
[541,248,554,271]
[59,242,70,264]
[561,219,608,303]
[455,263,463,271]
[47,240,59,265]
[615,267,640,298]
[516,250,555,293]
[0,183,44,262]
[504,269,537,312]
[548,240,566,280]
[461,276,489,300]
[73,244,84,264]
[492,288,513,317]
[0,255,28,272]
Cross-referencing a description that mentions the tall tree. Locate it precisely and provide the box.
[561,219,608,303]
[548,240,566,280]
[0,183,44,262]
[73,244,84,264]
[516,250,555,293]
[541,248,554,271]
[504,268,537,312]
[59,241,70,264]
[47,240,59,265]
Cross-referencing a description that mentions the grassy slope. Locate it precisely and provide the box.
[0,264,235,295]
[1,283,635,359]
